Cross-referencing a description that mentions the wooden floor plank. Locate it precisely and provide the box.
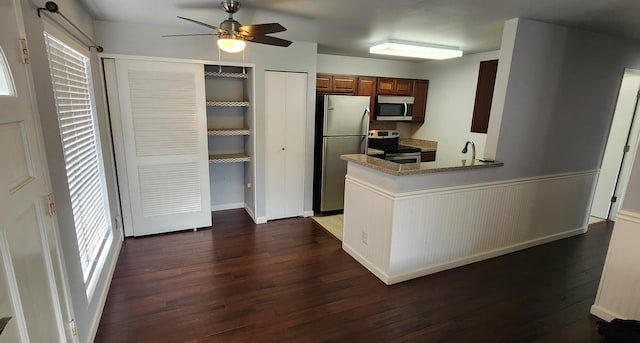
[95,209,613,342]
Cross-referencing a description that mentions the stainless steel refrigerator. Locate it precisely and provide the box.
[313,95,371,213]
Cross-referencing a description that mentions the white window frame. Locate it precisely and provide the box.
[43,32,113,298]
[0,45,16,96]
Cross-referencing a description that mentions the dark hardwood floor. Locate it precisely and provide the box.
[95,210,612,343]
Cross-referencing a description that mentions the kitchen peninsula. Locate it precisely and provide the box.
[340,155,518,285]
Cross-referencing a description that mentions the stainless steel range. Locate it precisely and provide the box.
[368,130,421,164]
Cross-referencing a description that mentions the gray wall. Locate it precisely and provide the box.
[487,18,640,180]
[622,146,640,212]
[94,20,318,220]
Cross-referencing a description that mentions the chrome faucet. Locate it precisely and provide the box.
[462,141,476,160]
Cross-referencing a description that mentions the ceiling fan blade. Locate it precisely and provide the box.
[177,16,220,31]
[238,23,286,36]
[246,35,292,47]
[162,33,218,37]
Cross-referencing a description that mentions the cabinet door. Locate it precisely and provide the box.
[265,71,307,220]
[316,73,332,93]
[411,80,429,123]
[395,79,414,95]
[471,59,499,133]
[377,78,396,95]
[356,76,377,120]
[421,151,436,162]
[332,75,357,93]
[111,59,211,236]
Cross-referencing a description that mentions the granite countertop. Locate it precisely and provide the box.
[367,147,384,155]
[341,154,504,176]
[399,138,437,152]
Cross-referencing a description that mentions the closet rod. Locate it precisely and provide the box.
[37,1,104,52]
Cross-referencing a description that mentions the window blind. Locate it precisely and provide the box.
[44,33,112,285]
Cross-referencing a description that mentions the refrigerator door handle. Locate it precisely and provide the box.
[363,108,370,153]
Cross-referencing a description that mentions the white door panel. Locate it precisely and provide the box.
[110,59,211,236]
[0,0,65,341]
[265,71,307,220]
[591,71,640,220]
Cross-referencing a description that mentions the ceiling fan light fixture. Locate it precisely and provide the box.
[217,35,246,53]
[369,41,463,60]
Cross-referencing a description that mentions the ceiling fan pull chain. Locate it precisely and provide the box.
[242,49,246,75]
[218,47,222,72]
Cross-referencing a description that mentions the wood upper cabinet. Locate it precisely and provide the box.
[316,73,357,94]
[316,73,428,123]
[411,80,429,123]
[356,76,377,120]
[316,73,332,93]
[377,78,414,95]
[471,59,499,133]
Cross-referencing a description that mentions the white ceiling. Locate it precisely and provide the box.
[80,0,640,60]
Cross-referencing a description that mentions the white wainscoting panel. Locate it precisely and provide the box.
[591,210,640,321]
[343,179,395,283]
[343,169,598,285]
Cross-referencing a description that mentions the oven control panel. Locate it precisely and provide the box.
[369,129,399,139]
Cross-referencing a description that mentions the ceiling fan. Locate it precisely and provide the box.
[164,0,292,53]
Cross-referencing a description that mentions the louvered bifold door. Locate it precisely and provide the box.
[113,59,210,236]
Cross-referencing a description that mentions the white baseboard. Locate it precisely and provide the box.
[590,305,622,322]
[387,226,587,285]
[242,206,267,224]
[343,242,391,285]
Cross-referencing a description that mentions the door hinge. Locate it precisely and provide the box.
[624,145,631,153]
[18,38,30,64]
[611,196,617,203]
[66,319,78,338]
[47,194,56,216]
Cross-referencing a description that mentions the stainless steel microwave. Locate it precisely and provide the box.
[375,95,414,121]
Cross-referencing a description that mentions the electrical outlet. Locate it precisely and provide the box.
[362,231,368,245]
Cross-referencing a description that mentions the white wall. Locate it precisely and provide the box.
[94,20,318,222]
[397,51,499,161]
[317,54,418,78]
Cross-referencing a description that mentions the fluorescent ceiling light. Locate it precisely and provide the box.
[369,41,463,60]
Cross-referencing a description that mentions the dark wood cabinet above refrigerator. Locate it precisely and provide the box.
[316,73,357,94]
[316,73,428,123]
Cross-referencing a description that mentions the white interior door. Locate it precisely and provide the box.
[591,70,640,220]
[108,59,211,236]
[265,71,307,220]
[0,0,65,341]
